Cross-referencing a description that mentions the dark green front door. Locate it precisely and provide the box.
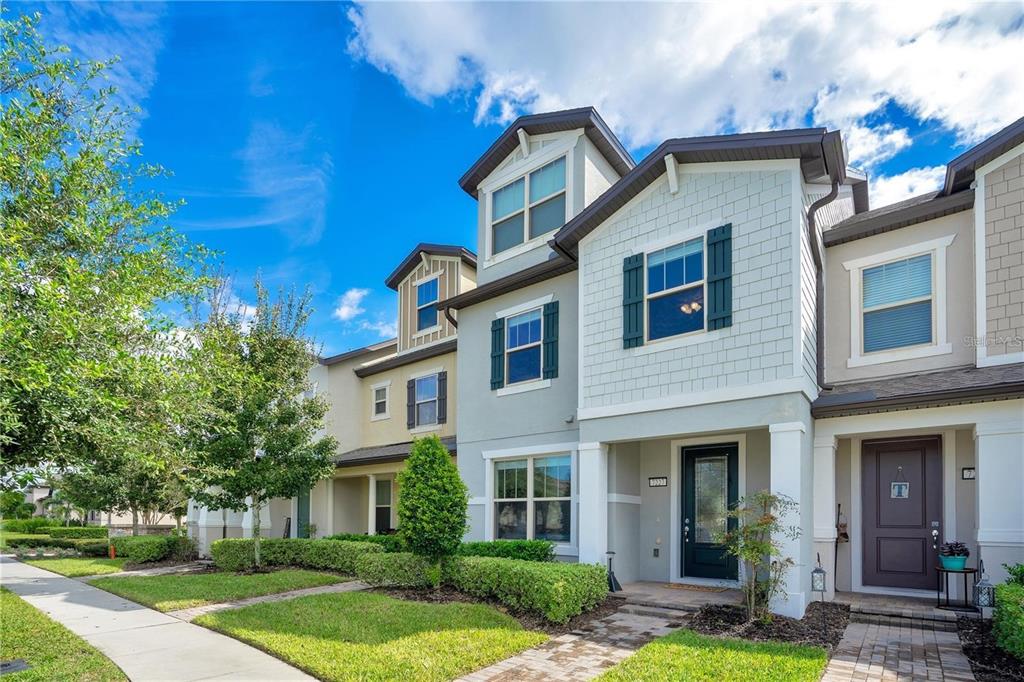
[682,444,738,579]
[297,487,310,538]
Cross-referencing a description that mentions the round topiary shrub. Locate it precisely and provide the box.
[397,435,468,564]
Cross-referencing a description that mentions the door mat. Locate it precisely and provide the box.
[663,583,729,593]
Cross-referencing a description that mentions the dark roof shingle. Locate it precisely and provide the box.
[333,435,457,467]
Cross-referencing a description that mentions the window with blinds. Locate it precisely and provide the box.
[861,254,933,353]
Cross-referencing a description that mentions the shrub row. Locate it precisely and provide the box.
[3,535,110,557]
[457,540,554,562]
[355,552,440,589]
[994,582,1024,659]
[210,538,383,573]
[325,533,405,553]
[110,535,195,563]
[0,518,54,534]
[44,526,108,539]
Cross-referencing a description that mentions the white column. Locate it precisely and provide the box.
[324,477,335,537]
[813,436,838,599]
[578,442,608,565]
[367,474,377,535]
[770,421,813,618]
[241,496,272,538]
[976,421,1024,584]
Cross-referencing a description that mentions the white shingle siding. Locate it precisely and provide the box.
[579,167,802,409]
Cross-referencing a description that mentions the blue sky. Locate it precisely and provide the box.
[15,2,1024,354]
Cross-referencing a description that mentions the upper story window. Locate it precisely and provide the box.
[506,309,543,384]
[646,237,705,341]
[491,156,566,256]
[416,278,439,331]
[414,374,438,426]
[372,385,388,419]
[861,254,932,353]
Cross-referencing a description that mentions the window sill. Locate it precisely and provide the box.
[496,379,551,397]
[847,342,952,368]
[484,234,558,268]
[629,327,726,355]
[409,423,441,435]
[370,414,390,422]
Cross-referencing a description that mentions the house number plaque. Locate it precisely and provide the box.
[648,477,668,488]
[890,482,910,499]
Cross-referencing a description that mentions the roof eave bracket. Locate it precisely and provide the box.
[664,154,679,194]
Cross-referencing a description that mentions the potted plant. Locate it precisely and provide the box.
[939,541,970,570]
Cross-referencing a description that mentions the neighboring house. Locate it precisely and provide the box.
[189,244,475,555]
[23,486,174,531]
[442,107,1024,618]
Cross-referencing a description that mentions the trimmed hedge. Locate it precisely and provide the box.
[2,536,77,550]
[446,556,608,624]
[458,540,554,562]
[210,538,383,573]
[1,518,54,534]
[45,526,108,539]
[77,540,111,557]
[326,533,405,553]
[110,536,171,563]
[355,552,439,589]
[994,582,1024,658]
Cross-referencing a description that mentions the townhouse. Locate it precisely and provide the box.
[441,108,1024,618]
[189,244,475,554]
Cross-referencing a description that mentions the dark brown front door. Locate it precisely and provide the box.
[862,436,942,590]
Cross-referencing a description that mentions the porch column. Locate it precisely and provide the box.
[324,477,336,537]
[367,474,377,535]
[976,421,1024,584]
[769,421,813,618]
[578,442,608,565]
[813,436,838,599]
[241,495,272,538]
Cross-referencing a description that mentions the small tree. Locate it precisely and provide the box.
[397,435,467,583]
[714,490,800,622]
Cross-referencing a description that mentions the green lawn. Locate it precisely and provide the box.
[600,628,828,682]
[23,557,126,577]
[90,569,346,611]
[196,591,547,681]
[0,588,127,681]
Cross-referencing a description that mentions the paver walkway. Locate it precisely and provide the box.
[78,561,210,581]
[0,556,313,681]
[823,621,976,681]
[457,608,685,681]
[168,579,367,621]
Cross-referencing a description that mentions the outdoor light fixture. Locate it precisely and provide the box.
[974,560,996,610]
[812,553,827,595]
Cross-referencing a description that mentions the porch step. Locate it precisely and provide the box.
[845,602,970,632]
[617,603,695,620]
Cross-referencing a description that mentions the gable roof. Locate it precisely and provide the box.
[384,243,477,290]
[552,127,848,253]
[824,189,974,247]
[458,107,635,196]
[319,338,397,366]
[942,115,1024,196]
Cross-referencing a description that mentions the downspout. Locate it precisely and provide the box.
[548,238,578,263]
[807,180,839,391]
[443,305,458,329]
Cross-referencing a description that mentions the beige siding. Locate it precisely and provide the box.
[984,153,1024,356]
[397,257,463,353]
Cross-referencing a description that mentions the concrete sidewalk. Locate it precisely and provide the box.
[0,556,313,681]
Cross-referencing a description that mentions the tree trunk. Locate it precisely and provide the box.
[252,494,262,570]
[131,508,139,536]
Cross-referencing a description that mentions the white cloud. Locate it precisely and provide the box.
[347,2,1024,168]
[358,318,398,339]
[868,166,947,209]
[333,288,370,322]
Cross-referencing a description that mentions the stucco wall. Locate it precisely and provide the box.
[823,211,975,383]
[578,164,802,410]
[320,345,395,455]
[983,151,1024,356]
[359,351,457,448]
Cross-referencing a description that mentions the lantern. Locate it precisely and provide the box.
[974,560,996,610]
[812,552,827,595]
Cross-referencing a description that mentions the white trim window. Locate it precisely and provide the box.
[861,254,933,353]
[646,237,705,341]
[494,455,571,543]
[414,374,438,426]
[374,478,393,533]
[371,383,389,421]
[490,156,566,256]
[416,277,439,332]
[506,308,543,384]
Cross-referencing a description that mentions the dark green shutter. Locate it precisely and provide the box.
[437,371,447,423]
[406,379,415,428]
[706,223,733,330]
[296,487,310,538]
[490,318,505,389]
[622,254,644,348]
[542,301,559,379]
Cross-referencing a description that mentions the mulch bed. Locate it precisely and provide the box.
[373,586,622,635]
[958,616,1024,682]
[688,601,849,651]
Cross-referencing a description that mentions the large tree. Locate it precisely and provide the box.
[0,14,209,475]
[190,282,336,568]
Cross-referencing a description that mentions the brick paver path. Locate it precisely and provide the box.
[457,609,685,681]
[823,622,976,681]
[167,579,368,621]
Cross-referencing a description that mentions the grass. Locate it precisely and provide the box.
[23,557,126,577]
[600,628,828,682]
[0,588,127,681]
[90,569,346,611]
[196,591,548,681]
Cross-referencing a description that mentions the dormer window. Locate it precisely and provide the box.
[416,277,439,331]
[491,156,566,256]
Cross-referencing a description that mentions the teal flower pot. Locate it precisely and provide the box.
[940,555,967,571]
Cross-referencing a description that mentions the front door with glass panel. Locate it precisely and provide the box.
[374,479,393,534]
[682,444,738,580]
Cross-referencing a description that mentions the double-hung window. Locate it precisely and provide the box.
[494,455,571,543]
[414,374,438,426]
[491,156,567,256]
[506,308,542,384]
[861,254,933,353]
[416,278,439,331]
[646,237,705,341]
[372,385,388,419]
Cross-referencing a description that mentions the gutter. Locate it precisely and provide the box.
[548,238,578,263]
[443,306,459,329]
[808,131,845,391]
